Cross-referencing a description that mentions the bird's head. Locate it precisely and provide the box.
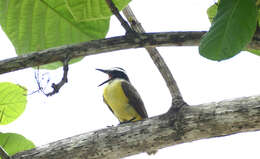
[96,67,130,86]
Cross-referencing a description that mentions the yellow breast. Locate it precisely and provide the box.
[103,79,142,122]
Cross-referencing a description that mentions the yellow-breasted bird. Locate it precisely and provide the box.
[97,67,148,124]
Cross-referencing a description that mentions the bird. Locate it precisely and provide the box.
[96,67,148,124]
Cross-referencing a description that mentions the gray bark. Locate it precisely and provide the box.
[12,95,260,159]
[123,6,183,102]
[1,31,260,75]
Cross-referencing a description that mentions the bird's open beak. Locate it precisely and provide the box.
[96,68,109,74]
[96,68,112,87]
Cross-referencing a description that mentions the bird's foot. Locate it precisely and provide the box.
[106,125,114,127]
[119,117,136,124]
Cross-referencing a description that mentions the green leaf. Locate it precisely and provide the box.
[0,82,27,125]
[0,0,109,69]
[207,3,218,22]
[64,0,131,22]
[0,133,35,157]
[199,0,257,61]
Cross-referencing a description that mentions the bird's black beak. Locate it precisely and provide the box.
[96,68,109,74]
[96,68,113,87]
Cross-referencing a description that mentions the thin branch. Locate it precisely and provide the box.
[46,55,70,96]
[105,0,134,34]
[0,146,10,159]
[1,31,260,75]
[123,6,184,108]
[11,95,260,159]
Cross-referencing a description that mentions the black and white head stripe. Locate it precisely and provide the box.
[96,67,130,86]
[109,67,129,81]
[109,67,126,73]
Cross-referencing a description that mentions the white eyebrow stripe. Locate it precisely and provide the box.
[110,67,127,74]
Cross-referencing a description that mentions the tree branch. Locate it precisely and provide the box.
[0,31,203,75]
[1,31,260,75]
[105,0,134,35]
[123,6,184,109]
[0,146,10,159]
[11,95,260,159]
[46,56,70,96]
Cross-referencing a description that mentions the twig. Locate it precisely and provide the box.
[105,0,134,35]
[28,68,48,95]
[33,68,43,94]
[46,55,70,96]
[122,6,185,109]
[0,146,10,159]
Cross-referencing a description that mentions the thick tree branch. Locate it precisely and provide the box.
[1,31,260,75]
[12,95,260,159]
[123,6,184,108]
[0,31,204,75]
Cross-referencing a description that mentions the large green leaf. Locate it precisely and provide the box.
[199,0,257,61]
[207,2,260,57]
[0,0,110,69]
[0,133,35,157]
[64,0,131,22]
[0,82,27,125]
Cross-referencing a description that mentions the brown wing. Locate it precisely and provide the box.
[121,80,148,119]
